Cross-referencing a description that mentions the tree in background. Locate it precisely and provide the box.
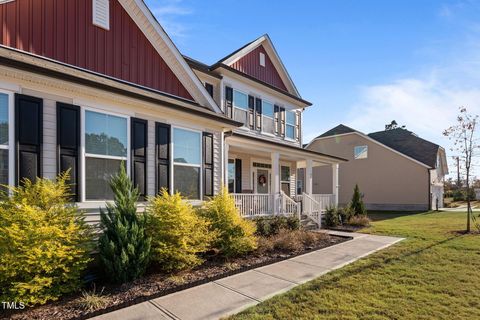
[385,120,406,131]
[98,165,151,283]
[350,184,367,216]
[443,107,480,233]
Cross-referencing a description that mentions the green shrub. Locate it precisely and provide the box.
[453,189,476,201]
[200,189,257,257]
[98,165,151,284]
[253,216,300,237]
[324,207,340,227]
[0,173,92,305]
[350,184,367,216]
[337,206,353,224]
[147,190,216,271]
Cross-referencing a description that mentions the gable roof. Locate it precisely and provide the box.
[368,128,440,168]
[317,124,357,138]
[211,34,301,98]
[309,125,441,169]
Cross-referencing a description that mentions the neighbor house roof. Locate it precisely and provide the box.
[368,128,440,168]
[317,124,357,138]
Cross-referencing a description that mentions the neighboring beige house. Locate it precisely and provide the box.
[306,125,449,211]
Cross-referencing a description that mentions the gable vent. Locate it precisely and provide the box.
[259,52,266,67]
[93,0,110,30]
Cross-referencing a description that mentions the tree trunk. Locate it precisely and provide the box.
[466,175,471,233]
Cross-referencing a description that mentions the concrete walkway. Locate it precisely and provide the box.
[94,232,403,320]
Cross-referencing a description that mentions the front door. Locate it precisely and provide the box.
[256,168,270,194]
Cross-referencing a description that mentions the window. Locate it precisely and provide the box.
[354,145,368,159]
[84,110,128,200]
[233,90,248,126]
[173,128,201,199]
[262,101,274,134]
[259,52,266,67]
[286,111,295,139]
[0,93,9,191]
[228,159,235,193]
[205,83,213,97]
[281,166,290,195]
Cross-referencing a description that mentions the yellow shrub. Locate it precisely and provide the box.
[146,190,216,271]
[200,188,257,257]
[0,173,93,306]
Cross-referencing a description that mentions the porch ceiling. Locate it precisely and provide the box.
[226,133,346,166]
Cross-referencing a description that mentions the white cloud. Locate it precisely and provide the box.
[147,0,193,39]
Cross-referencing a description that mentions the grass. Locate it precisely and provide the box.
[229,211,480,320]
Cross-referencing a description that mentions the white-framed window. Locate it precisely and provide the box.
[262,100,275,135]
[233,89,248,126]
[83,109,129,201]
[172,127,202,200]
[286,110,295,139]
[228,159,235,193]
[0,91,13,192]
[354,145,368,159]
[281,165,290,195]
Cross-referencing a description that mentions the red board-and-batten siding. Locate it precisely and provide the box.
[0,0,193,100]
[229,44,288,92]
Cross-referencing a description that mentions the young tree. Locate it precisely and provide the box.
[443,107,479,233]
[98,165,151,283]
[350,184,367,216]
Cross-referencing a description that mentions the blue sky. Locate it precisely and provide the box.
[145,0,480,170]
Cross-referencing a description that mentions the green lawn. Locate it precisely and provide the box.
[230,211,480,319]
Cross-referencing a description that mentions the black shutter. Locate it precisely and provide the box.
[15,94,43,186]
[131,118,148,199]
[155,122,170,194]
[203,132,214,198]
[235,159,242,193]
[57,103,80,201]
[225,86,233,118]
[274,105,280,135]
[248,95,255,130]
[205,83,214,97]
[255,98,262,131]
[280,107,286,137]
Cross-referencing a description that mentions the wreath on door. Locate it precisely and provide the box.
[258,174,267,186]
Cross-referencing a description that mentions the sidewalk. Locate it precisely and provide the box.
[93,232,403,320]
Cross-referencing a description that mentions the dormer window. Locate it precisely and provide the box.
[259,52,266,67]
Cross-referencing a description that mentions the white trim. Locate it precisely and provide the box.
[306,131,431,169]
[171,126,203,200]
[81,106,131,202]
[4,90,14,188]
[122,0,222,113]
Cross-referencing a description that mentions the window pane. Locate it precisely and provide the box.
[228,160,235,193]
[281,166,290,182]
[263,101,274,118]
[263,117,274,134]
[233,90,248,110]
[174,165,200,199]
[286,111,295,125]
[85,111,127,157]
[354,146,368,159]
[234,108,247,125]
[0,93,8,145]
[173,128,201,164]
[0,149,7,192]
[85,157,124,200]
[286,125,295,139]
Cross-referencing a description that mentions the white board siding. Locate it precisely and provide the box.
[42,99,57,180]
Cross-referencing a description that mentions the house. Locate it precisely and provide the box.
[306,124,448,211]
[0,0,344,225]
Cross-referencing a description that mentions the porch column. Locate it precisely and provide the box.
[305,159,313,195]
[332,163,339,206]
[224,142,229,188]
[271,152,280,214]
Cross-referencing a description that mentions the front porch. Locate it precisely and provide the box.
[224,133,344,227]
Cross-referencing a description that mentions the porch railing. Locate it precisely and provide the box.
[280,191,301,220]
[302,192,322,227]
[232,193,274,218]
[311,194,336,211]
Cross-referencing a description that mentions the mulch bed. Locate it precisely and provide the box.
[3,233,350,320]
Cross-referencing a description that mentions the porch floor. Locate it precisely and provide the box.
[93,232,403,320]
